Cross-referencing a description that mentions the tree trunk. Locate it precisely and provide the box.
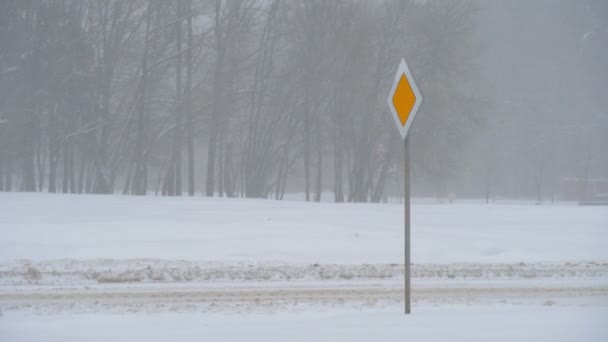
[131,0,152,196]
[332,112,344,203]
[69,145,76,193]
[77,154,86,193]
[371,142,394,203]
[303,102,311,202]
[218,130,224,197]
[314,118,322,202]
[62,142,69,193]
[48,108,58,193]
[36,135,45,192]
[21,113,37,192]
[174,0,183,196]
[185,0,195,196]
[206,0,224,197]
[275,144,288,200]
[164,0,184,196]
[223,142,234,197]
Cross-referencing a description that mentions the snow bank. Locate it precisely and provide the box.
[1,259,607,286]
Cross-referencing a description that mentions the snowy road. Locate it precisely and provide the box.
[2,283,608,314]
[2,260,608,314]
[2,275,608,342]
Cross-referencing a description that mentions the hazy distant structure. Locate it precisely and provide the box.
[0,0,606,202]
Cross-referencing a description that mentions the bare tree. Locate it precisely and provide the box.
[131,0,153,195]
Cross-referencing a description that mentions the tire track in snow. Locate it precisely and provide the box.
[2,284,607,314]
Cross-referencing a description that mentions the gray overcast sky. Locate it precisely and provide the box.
[476,0,607,108]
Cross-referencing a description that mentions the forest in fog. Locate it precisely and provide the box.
[0,0,606,202]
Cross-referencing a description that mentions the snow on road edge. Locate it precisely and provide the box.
[2,259,607,286]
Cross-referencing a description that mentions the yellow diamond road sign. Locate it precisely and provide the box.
[387,58,422,140]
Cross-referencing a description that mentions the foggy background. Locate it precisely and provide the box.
[0,0,606,203]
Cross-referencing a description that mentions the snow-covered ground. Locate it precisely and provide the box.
[0,192,607,341]
[3,306,608,342]
[1,192,606,263]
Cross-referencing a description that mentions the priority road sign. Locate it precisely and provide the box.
[387,58,423,141]
[387,57,423,315]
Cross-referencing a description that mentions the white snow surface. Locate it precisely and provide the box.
[1,192,606,264]
[2,306,607,342]
[1,193,607,341]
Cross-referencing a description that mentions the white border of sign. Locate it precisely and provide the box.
[386,58,423,141]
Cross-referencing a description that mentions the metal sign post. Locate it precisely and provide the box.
[386,58,422,315]
[404,138,411,314]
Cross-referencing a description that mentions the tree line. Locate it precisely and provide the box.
[6,0,601,203]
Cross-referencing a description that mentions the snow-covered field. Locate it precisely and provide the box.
[1,192,606,263]
[0,192,607,341]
